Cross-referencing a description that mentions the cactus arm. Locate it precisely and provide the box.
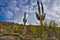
[41,3,44,15]
[24,12,26,20]
[37,1,41,15]
[35,12,40,20]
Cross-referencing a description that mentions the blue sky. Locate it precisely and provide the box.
[0,0,60,25]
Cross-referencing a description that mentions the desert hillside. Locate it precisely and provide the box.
[0,22,60,40]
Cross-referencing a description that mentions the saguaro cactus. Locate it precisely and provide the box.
[22,12,27,40]
[23,12,27,34]
[35,1,46,40]
[36,1,46,26]
[23,12,27,26]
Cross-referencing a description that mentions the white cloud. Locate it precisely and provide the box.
[5,10,13,19]
[42,0,59,21]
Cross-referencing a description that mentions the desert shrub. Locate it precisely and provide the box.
[30,26,40,36]
[13,25,19,33]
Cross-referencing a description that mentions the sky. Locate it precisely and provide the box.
[0,0,60,25]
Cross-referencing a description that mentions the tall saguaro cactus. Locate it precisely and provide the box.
[23,12,27,34]
[23,12,27,26]
[36,1,46,40]
[36,1,46,26]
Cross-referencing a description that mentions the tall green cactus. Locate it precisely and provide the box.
[23,12,27,26]
[22,12,27,40]
[36,1,46,40]
[23,12,27,35]
[36,1,46,26]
